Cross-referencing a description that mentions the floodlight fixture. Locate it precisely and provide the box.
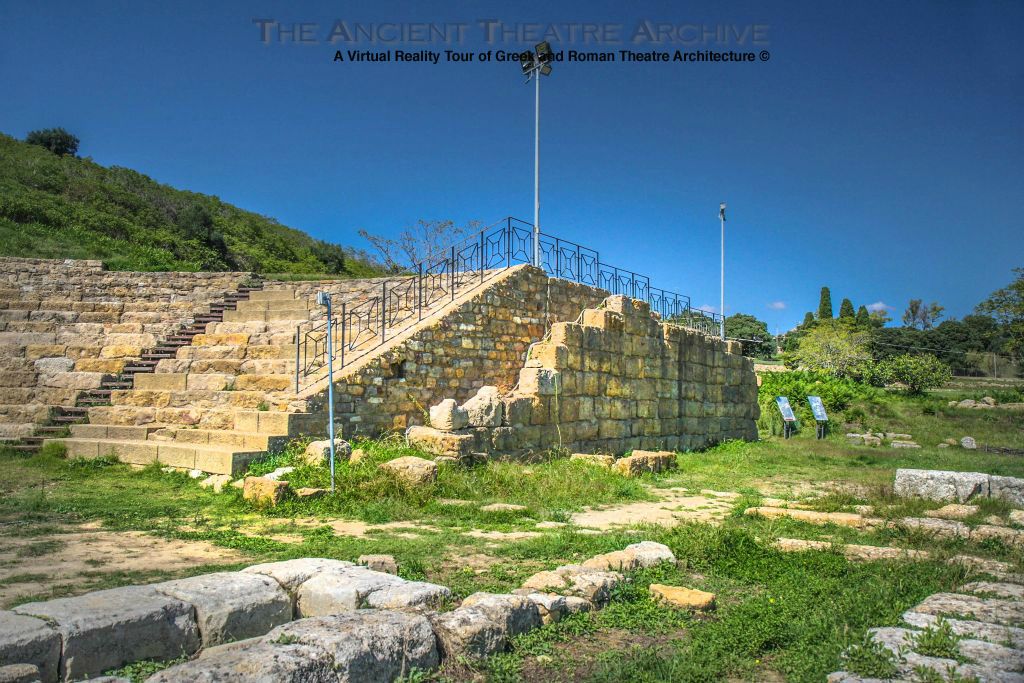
[516,44,555,267]
[540,63,553,76]
[536,41,553,62]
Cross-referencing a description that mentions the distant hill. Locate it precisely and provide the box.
[0,133,380,276]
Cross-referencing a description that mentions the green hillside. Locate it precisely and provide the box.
[0,133,380,275]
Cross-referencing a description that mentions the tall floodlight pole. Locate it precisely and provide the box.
[520,42,553,268]
[719,203,727,340]
[316,291,337,492]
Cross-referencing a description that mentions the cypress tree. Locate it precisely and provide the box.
[839,298,855,319]
[818,287,833,319]
[802,311,815,327]
[855,305,870,328]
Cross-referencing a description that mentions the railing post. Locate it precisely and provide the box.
[450,246,455,302]
[506,219,512,268]
[480,228,485,284]
[339,303,346,369]
[294,324,300,394]
[380,283,387,342]
[417,263,423,321]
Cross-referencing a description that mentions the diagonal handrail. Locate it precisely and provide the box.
[294,217,723,392]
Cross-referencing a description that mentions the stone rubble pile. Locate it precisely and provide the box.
[949,397,1024,411]
[846,432,920,448]
[0,542,684,682]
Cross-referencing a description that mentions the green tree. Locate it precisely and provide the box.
[855,305,870,328]
[788,320,872,378]
[818,287,833,320]
[976,267,1024,363]
[725,313,774,359]
[25,128,79,156]
[802,311,815,327]
[870,353,951,394]
[903,299,945,330]
[839,298,855,320]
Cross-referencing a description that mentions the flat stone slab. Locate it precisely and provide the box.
[266,611,438,682]
[923,503,979,520]
[960,581,1024,600]
[911,592,1024,626]
[148,641,333,682]
[893,469,990,502]
[460,593,542,638]
[0,611,60,683]
[241,557,355,596]
[295,566,450,617]
[154,571,292,646]
[903,610,1024,649]
[12,585,200,682]
[744,506,866,528]
[0,663,43,683]
[897,517,971,539]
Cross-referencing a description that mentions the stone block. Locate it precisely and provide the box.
[649,584,716,611]
[73,358,125,373]
[990,475,1024,507]
[12,585,200,681]
[893,468,990,502]
[407,425,475,457]
[0,664,42,683]
[242,558,355,598]
[460,592,541,638]
[518,367,560,396]
[428,607,508,659]
[147,641,333,682]
[242,477,289,507]
[462,386,503,427]
[99,345,143,359]
[502,395,533,426]
[428,398,468,431]
[357,554,398,575]
[379,456,437,486]
[0,611,60,683]
[300,438,351,466]
[33,357,74,375]
[153,572,292,647]
[264,611,439,682]
[613,450,676,476]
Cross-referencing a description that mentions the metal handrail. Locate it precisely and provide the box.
[294,216,723,392]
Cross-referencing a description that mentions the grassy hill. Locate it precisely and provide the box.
[0,133,380,275]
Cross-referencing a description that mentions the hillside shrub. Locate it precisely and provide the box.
[757,371,880,434]
[868,354,951,394]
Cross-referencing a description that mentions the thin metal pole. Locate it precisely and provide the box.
[294,325,300,394]
[720,208,726,340]
[533,69,541,268]
[325,296,336,493]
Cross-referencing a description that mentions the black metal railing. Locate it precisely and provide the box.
[294,216,723,392]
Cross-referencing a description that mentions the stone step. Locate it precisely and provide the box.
[70,424,162,440]
[234,299,313,313]
[132,373,291,392]
[246,290,299,302]
[222,309,315,323]
[49,438,262,475]
[233,410,324,435]
[153,427,289,451]
[110,389,269,409]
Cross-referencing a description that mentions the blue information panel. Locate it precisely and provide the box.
[775,396,796,422]
[808,395,828,422]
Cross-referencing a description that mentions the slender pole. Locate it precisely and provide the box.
[325,295,336,493]
[533,67,541,268]
[720,206,726,340]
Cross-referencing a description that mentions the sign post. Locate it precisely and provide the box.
[807,395,828,440]
[775,396,797,439]
[316,291,336,492]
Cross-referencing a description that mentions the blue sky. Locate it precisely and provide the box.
[2,0,1022,332]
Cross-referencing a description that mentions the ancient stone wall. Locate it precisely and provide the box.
[327,266,610,436]
[0,257,253,436]
[409,293,759,457]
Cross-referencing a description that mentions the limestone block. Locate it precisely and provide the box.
[242,477,289,507]
[518,367,560,396]
[0,663,42,683]
[428,606,508,658]
[923,504,979,520]
[153,572,292,647]
[23,345,66,361]
[33,357,74,375]
[12,585,200,682]
[264,611,438,682]
[521,592,569,625]
[429,398,468,431]
[407,425,475,457]
[242,558,355,597]
[893,468,990,502]
[990,475,1024,507]
[192,333,250,346]
[459,593,541,638]
[527,343,568,369]
[613,450,676,476]
[99,345,143,359]
[294,567,446,617]
[520,565,622,605]
[379,456,437,486]
[622,541,676,567]
[147,641,333,682]
[502,395,533,426]
[300,438,352,466]
[40,372,106,390]
[462,386,503,427]
[0,611,60,683]
[649,584,716,610]
[74,358,125,373]
[582,550,637,572]
[357,554,398,575]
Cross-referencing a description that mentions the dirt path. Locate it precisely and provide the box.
[571,488,739,529]
[0,522,247,607]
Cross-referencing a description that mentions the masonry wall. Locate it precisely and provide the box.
[0,257,253,435]
[411,294,760,457]
[326,266,609,436]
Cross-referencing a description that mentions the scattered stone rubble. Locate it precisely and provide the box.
[0,543,686,681]
[949,397,1024,411]
[846,432,921,448]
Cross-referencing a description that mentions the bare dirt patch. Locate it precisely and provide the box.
[572,487,736,529]
[0,521,246,607]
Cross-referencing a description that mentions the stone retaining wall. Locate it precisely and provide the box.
[410,293,760,457]
[325,265,610,436]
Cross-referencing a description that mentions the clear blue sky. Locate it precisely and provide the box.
[3,0,1022,332]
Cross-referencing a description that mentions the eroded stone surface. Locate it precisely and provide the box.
[649,584,715,611]
[379,456,438,486]
[0,611,60,683]
[147,641,333,682]
[153,571,292,647]
[911,592,1024,626]
[12,585,200,682]
[459,593,541,638]
[893,468,989,502]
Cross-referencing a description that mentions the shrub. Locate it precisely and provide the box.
[25,127,79,156]
[868,354,951,394]
[757,370,879,434]
[786,321,872,379]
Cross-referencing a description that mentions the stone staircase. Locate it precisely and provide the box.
[47,277,456,474]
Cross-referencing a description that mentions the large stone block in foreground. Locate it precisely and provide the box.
[12,585,200,681]
[147,641,333,682]
[153,571,292,647]
[893,468,989,502]
[0,611,60,683]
